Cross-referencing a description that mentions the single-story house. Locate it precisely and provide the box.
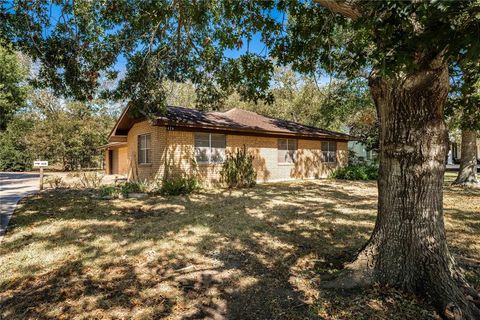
[102,106,354,185]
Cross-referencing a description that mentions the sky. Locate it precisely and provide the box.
[223,33,267,59]
[112,32,267,72]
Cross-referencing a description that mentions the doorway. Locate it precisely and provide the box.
[108,150,114,174]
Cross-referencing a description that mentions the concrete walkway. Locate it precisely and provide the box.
[0,172,39,242]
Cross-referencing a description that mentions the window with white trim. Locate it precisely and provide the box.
[194,132,226,164]
[138,134,152,164]
[321,141,337,163]
[278,138,297,164]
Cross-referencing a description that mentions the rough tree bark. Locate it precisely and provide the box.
[453,129,479,187]
[311,2,480,318]
[323,61,480,319]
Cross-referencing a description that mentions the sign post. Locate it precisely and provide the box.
[33,161,49,190]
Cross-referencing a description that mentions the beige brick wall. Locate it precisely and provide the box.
[104,146,128,175]
[162,130,348,186]
[117,147,128,174]
[118,121,349,186]
[126,120,167,182]
[164,130,199,179]
[163,130,223,186]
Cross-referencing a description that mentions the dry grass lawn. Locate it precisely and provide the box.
[1,174,479,319]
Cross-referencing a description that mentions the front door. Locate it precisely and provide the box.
[108,150,114,174]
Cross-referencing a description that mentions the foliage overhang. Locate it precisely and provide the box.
[2,1,480,113]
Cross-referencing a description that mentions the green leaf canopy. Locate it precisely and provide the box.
[2,1,480,112]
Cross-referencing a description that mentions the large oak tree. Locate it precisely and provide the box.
[2,0,480,318]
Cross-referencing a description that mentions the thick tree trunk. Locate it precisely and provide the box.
[453,129,479,187]
[325,62,480,319]
[367,64,480,319]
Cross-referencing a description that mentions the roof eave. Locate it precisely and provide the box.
[97,141,128,150]
[153,119,354,141]
[108,135,128,143]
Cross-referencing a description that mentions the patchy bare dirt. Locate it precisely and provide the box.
[0,176,478,319]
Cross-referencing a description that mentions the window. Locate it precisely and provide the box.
[194,132,226,164]
[138,134,152,164]
[278,138,297,164]
[321,141,337,163]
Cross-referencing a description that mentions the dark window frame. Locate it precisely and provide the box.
[138,133,152,164]
[278,138,297,164]
[194,132,226,164]
[321,141,337,164]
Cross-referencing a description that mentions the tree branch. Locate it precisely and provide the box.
[313,0,361,20]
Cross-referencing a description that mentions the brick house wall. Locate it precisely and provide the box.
[126,121,167,181]
[107,120,348,185]
[117,147,129,174]
[104,146,128,175]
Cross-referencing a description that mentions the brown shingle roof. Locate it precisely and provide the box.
[154,106,352,140]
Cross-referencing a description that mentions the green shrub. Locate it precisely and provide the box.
[97,182,147,198]
[220,145,257,188]
[160,176,198,196]
[330,164,378,181]
[99,185,121,198]
[121,181,147,196]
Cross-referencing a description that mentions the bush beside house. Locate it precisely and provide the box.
[220,145,257,188]
[160,176,199,196]
[330,163,378,181]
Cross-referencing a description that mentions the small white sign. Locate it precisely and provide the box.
[33,161,49,167]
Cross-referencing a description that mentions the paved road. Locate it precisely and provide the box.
[0,172,39,242]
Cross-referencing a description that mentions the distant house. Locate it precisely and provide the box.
[101,106,354,185]
[348,141,377,163]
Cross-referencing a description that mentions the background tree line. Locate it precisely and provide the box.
[0,43,116,171]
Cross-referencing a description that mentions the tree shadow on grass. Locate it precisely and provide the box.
[0,180,452,319]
